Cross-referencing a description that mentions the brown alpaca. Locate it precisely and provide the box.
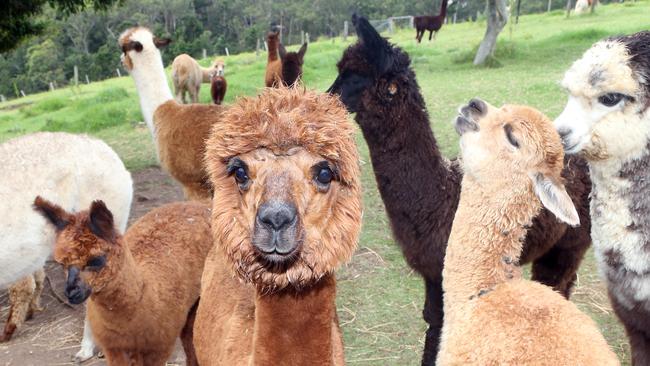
[265,31,308,87]
[210,75,227,105]
[193,87,362,365]
[171,54,223,104]
[0,270,45,342]
[120,27,226,201]
[34,198,213,366]
[437,100,618,365]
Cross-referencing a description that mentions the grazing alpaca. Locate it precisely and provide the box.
[35,198,212,366]
[414,0,448,43]
[211,74,227,105]
[438,99,618,365]
[554,31,650,366]
[120,27,226,201]
[0,132,132,362]
[171,54,223,104]
[265,31,308,87]
[193,87,362,365]
[328,15,591,365]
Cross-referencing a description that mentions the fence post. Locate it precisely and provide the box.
[20,90,26,97]
[410,16,414,28]
[301,31,305,45]
[203,49,207,59]
[0,95,6,103]
[256,39,261,57]
[547,0,552,12]
[116,68,122,77]
[49,82,55,91]
[73,65,79,86]
[388,18,395,34]
[343,21,348,41]
[306,33,310,44]
[264,41,268,52]
[85,74,90,84]
[225,47,230,57]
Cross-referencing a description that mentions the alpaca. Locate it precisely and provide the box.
[193,86,362,365]
[34,198,213,366]
[414,0,449,43]
[120,27,226,201]
[554,31,650,366]
[171,54,224,104]
[265,31,308,87]
[328,14,591,365]
[575,0,595,14]
[437,99,618,365]
[0,132,132,362]
[211,74,227,105]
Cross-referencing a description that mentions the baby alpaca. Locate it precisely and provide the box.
[438,100,618,365]
[35,199,213,366]
[194,87,362,365]
[554,31,650,365]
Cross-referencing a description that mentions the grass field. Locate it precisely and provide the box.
[2,2,649,364]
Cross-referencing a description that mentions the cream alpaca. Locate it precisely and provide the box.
[120,27,226,200]
[0,132,132,362]
[437,99,618,365]
[171,54,224,104]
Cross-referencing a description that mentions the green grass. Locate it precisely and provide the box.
[2,2,649,364]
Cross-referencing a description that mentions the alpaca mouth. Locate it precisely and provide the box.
[455,115,479,135]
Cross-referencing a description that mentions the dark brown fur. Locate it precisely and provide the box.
[265,31,308,87]
[210,75,227,105]
[34,198,213,366]
[328,15,592,365]
[414,0,448,43]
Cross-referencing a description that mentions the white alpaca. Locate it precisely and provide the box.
[0,132,133,361]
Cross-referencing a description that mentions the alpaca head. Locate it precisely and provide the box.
[328,14,413,115]
[279,43,308,87]
[455,99,579,226]
[33,197,120,304]
[554,31,650,162]
[211,59,225,77]
[118,27,171,72]
[204,87,362,291]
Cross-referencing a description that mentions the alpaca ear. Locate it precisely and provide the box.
[279,43,287,60]
[88,200,116,242]
[153,37,172,49]
[33,196,71,231]
[530,173,580,227]
[298,42,308,62]
[351,14,393,73]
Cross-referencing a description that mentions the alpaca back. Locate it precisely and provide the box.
[0,132,132,288]
[171,54,202,91]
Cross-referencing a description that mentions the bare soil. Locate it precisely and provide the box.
[0,167,186,366]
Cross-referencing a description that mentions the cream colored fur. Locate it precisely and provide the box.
[171,54,223,104]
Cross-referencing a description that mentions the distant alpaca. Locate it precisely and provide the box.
[0,132,132,363]
[265,31,308,87]
[120,27,226,200]
[438,100,618,365]
[171,54,223,104]
[414,0,449,43]
[35,199,213,366]
[554,31,650,365]
[575,0,595,13]
[211,75,227,105]
[194,87,362,365]
[329,14,591,365]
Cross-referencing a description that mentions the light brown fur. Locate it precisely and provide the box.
[34,199,213,366]
[194,87,362,365]
[171,54,223,104]
[0,269,45,342]
[438,102,618,365]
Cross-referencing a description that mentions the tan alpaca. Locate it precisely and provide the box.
[437,99,618,365]
[34,198,213,366]
[193,87,362,365]
[171,54,224,104]
[120,27,225,201]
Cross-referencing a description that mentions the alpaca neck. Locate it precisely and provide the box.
[89,241,145,314]
[267,37,279,62]
[200,67,213,83]
[129,48,173,137]
[356,71,461,273]
[251,275,338,365]
[443,176,538,307]
[439,0,448,17]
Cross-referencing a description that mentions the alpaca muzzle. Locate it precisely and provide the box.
[65,266,92,305]
[253,201,302,263]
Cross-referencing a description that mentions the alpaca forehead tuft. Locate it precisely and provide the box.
[562,40,638,98]
[118,26,155,48]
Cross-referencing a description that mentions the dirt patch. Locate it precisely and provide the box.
[0,167,185,365]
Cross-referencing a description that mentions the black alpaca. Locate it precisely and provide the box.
[414,0,449,43]
[328,15,592,365]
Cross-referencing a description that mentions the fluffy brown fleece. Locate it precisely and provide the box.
[438,101,618,365]
[194,86,362,365]
[34,199,213,366]
[0,270,44,342]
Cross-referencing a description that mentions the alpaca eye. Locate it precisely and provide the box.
[227,158,251,189]
[234,167,249,184]
[598,93,625,107]
[85,255,106,271]
[504,124,519,148]
[316,168,333,185]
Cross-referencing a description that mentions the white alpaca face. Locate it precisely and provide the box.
[118,27,169,71]
[554,39,650,162]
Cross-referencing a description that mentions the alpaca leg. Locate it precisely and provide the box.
[530,229,590,298]
[75,313,97,363]
[627,326,650,366]
[27,269,45,319]
[428,30,433,41]
[104,349,131,366]
[1,274,36,342]
[180,300,199,366]
[421,278,444,366]
[142,351,168,366]
[190,86,200,104]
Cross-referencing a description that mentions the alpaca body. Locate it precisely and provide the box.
[264,31,307,87]
[121,27,224,200]
[414,0,448,43]
[265,31,282,87]
[329,15,591,365]
[211,75,227,105]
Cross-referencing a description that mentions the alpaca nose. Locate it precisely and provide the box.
[257,201,297,231]
[468,98,486,116]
